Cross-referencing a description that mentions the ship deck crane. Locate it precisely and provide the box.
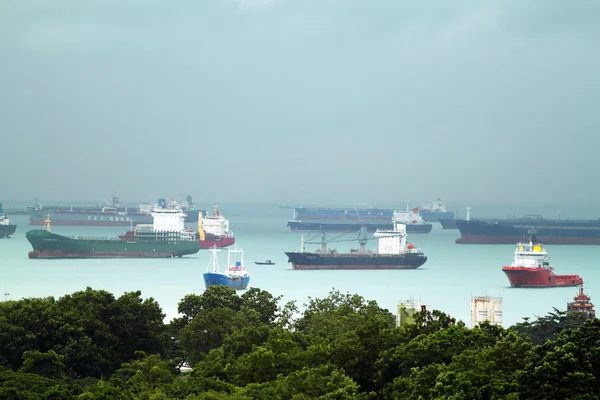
[301,226,405,253]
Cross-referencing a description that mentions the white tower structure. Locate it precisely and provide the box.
[470,296,502,328]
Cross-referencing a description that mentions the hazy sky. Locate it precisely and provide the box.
[1,1,599,206]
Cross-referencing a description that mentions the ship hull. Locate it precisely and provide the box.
[287,220,432,234]
[0,224,17,238]
[199,236,235,249]
[294,207,393,221]
[455,219,600,245]
[502,267,583,287]
[285,252,427,270]
[419,210,454,222]
[438,219,458,229]
[203,272,249,290]
[26,230,200,259]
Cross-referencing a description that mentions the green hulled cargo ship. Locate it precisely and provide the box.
[26,204,200,259]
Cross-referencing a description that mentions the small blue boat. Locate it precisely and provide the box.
[203,245,250,290]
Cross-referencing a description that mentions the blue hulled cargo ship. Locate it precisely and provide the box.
[455,208,600,245]
[203,246,250,290]
[29,196,203,226]
[288,201,432,234]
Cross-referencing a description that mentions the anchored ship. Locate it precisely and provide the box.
[455,207,600,245]
[198,206,235,248]
[567,284,595,318]
[501,232,583,288]
[285,223,427,270]
[418,198,454,221]
[26,204,200,259]
[438,218,458,230]
[0,203,17,238]
[287,201,432,234]
[204,246,250,290]
[28,195,202,226]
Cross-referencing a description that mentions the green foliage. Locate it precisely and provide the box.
[510,307,590,345]
[20,350,66,379]
[2,287,599,399]
[0,287,169,379]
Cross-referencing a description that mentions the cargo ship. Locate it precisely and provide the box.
[438,218,458,229]
[455,207,600,245]
[293,204,394,222]
[204,246,250,290]
[418,198,454,221]
[287,201,432,234]
[198,206,235,248]
[285,223,427,270]
[26,204,200,259]
[567,285,595,318]
[118,206,235,249]
[0,203,17,238]
[28,195,202,226]
[501,232,583,287]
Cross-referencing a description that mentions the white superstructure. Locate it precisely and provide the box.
[511,236,551,268]
[202,206,232,237]
[0,213,11,226]
[374,222,422,255]
[393,201,426,225]
[225,246,249,281]
[470,296,503,328]
[152,205,186,232]
[419,198,448,212]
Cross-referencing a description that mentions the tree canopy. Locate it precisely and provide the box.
[0,286,595,399]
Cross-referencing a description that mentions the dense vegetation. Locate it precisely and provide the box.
[0,286,595,399]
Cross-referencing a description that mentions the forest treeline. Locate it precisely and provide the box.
[0,286,596,399]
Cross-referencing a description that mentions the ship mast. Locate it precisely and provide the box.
[321,231,327,253]
[43,213,51,232]
[358,226,368,253]
[466,207,471,221]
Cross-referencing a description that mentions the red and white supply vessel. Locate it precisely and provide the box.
[198,206,235,248]
[502,231,583,288]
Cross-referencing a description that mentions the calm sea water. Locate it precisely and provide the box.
[1,203,599,327]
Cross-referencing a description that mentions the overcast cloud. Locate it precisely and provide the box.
[1,0,598,207]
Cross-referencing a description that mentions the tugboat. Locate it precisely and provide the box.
[255,259,275,265]
[285,223,427,270]
[0,203,17,238]
[203,246,250,290]
[567,284,596,318]
[501,231,583,287]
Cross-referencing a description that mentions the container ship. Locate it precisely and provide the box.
[455,208,600,245]
[288,202,432,234]
[28,195,203,226]
[501,232,583,287]
[0,203,17,238]
[418,198,454,221]
[26,204,200,259]
[285,223,427,270]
